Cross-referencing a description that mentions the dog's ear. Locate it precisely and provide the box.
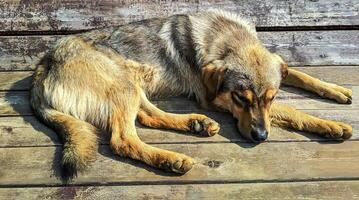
[202,64,228,101]
[281,63,288,79]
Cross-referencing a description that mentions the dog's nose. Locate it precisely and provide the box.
[251,127,268,142]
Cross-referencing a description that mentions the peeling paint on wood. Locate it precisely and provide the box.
[0,0,358,32]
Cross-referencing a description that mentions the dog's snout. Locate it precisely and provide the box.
[251,127,268,142]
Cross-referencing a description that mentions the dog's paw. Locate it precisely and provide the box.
[330,83,352,98]
[323,84,352,104]
[190,118,220,136]
[158,153,194,174]
[319,121,352,139]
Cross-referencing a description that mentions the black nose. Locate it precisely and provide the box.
[251,127,268,142]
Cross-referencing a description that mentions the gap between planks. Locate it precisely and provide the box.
[2,178,359,189]
[1,25,359,36]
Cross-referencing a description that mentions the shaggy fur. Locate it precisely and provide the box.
[31,10,352,178]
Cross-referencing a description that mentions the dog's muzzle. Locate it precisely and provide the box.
[251,127,268,142]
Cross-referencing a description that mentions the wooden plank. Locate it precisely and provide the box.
[261,31,359,66]
[1,141,359,186]
[1,181,359,200]
[0,66,358,90]
[0,36,60,71]
[0,72,32,90]
[1,85,358,116]
[0,92,32,116]
[2,31,359,71]
[0,0,358,32]
[1,108,358,147]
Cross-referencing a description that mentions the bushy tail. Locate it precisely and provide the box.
[33,104,98,180]
[30,56,98,180]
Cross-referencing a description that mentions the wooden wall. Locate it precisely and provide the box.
[1,0,358,32]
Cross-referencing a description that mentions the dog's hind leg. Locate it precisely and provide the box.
[270,103,352,139]
[109,87,194,174]
[137,92,220,137]
[282,68,352,104]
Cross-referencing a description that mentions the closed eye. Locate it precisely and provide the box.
[232,92,250,106]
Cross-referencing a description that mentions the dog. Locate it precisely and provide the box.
[31,10,353,178]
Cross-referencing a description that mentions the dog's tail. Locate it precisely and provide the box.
[30,57,98,180]
[36,106,98,179]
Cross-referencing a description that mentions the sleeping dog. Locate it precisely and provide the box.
[31,10,352,178]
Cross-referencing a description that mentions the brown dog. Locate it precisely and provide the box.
[31,10,352,178]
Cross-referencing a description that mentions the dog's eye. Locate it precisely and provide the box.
[231,92,250,106]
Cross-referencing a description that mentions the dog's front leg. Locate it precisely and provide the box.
[282,68,352,104]
[110,114,194,173]
[110,104,194,174]
[270,103,352,139]
[137,92,220,136]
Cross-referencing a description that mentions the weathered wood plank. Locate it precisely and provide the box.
[0,36,60,71]
[1,181,359,200]
[0,66,358,90]
[1,141,359,186]
[0,92,31,116]
[0,0,358,32]
[261,31,359,66]
[1,85,357,116]
[2,31,359,71]
[0,72,32,90]
[1,108,358,147]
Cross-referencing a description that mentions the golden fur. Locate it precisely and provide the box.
[30,10,353,178]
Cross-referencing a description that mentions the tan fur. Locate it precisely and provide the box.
[137,102,220,136]
[31,35,218,177]
[270,103,352,139]
[283,68,352,104]
[30,11,353,178]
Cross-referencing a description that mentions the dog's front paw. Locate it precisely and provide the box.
[323,83,352,104]
[319,121,352,139]
[158,152,194,174]
[190,118,220,136]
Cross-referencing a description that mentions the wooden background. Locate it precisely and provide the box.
[0,1,359,199]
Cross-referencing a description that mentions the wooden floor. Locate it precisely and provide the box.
[1,67,359,199]
[1,1,359,199]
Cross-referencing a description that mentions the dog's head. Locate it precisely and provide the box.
[202,45,288,143]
